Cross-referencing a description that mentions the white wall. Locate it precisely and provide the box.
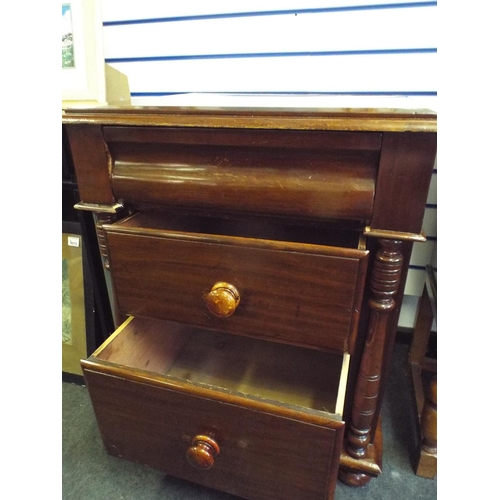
[100,0,438,330]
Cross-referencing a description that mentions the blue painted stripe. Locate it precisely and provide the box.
[107,48,436,64]
[104,2,437,27]
[426,203,437,209]
[409,264,433,271]
[132,92,182,97]
[131,91,438,97]
[409,263,437,271]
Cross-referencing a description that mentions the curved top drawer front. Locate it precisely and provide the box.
[105,126,380,222]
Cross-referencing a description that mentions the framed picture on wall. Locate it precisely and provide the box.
[62,0,130,106]
[62,0,107,104]
[62,221,97,379]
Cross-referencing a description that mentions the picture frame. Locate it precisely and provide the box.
[62,221,96,379]
[62,0,130,106]
[62,0,106,103]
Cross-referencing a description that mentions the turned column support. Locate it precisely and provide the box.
[94,212,120,269]
[346,238,404,460]
[421,375,437,455]
[74,204,128,326]
[413,373,437,478]
[74,202,125,270]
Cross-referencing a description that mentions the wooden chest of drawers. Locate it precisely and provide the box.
[63,96,437,500]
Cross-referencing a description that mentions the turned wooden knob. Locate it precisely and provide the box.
[205,282,240,317]
[186,434,220,470]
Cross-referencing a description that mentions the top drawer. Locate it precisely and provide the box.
[104,126,380,222]
[104,212,368,354]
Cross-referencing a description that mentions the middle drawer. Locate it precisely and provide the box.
[104,212,369,354]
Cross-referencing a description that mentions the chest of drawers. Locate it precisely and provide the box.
[63,97,437,500]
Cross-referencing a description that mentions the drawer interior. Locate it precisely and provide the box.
[93,316,350,419]
[112,210,365,250]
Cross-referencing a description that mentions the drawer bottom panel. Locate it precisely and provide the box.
[83,369,343,500]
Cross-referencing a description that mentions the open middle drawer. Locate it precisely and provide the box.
[104,212,369,354]
[82,315,348,500]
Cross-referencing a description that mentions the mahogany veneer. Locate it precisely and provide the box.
[63,97,437,500]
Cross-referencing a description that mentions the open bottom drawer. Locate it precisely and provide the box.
[82,316,349,500]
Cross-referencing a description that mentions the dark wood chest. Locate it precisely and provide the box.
[63,97,436,500]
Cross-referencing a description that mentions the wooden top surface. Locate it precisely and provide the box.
[62,93,437,133]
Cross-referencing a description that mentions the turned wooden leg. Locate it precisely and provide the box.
[415,374,437,478]
[421,375,437,454]
[346,238,404,460]
[337,470,373,487]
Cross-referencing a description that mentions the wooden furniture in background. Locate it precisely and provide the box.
[63,97,437,499]
[408,265,437,478]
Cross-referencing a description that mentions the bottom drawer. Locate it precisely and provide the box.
[82,316,348,500]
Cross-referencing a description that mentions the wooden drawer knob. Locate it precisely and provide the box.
[186,434,220,470]
[205,282,240,317]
